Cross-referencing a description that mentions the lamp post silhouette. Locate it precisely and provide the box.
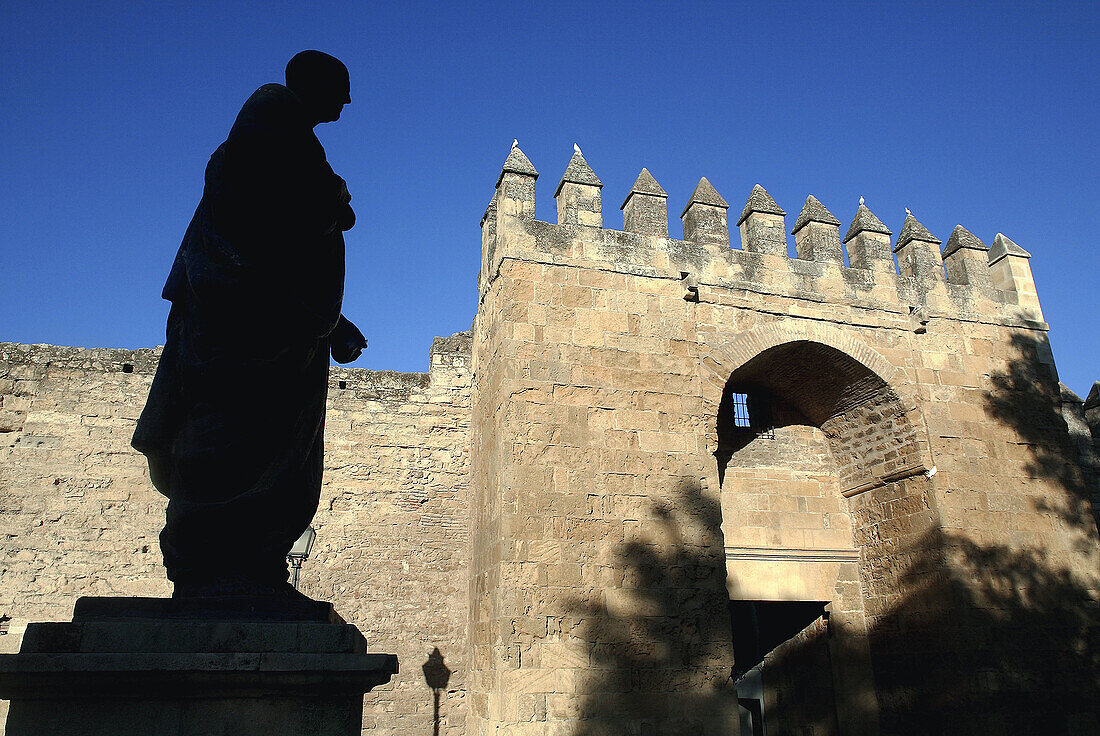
[286,526,316,591]
[421,647,451,736]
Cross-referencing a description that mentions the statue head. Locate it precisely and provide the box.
[285,50,350,126]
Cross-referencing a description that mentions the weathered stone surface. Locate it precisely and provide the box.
[941,224,986,257]
[843,203,892,244]
[621,167,667,205]
[894,212,941,251]
[988,231,1031,263]
[1086,382,1100,412]
[791,196,843,264]
[497,143,538,186]
[791,194,840,235]
[554,147,604,228]
[942,225,994,291]
[1061,383,1084,405]
[736,183,785,226]
[467,150,1098,735]
[553,146,602,196]
[621,169,669,237]
[1085,382,1100,440]
[0,334,472,736]
[680,176,728,217]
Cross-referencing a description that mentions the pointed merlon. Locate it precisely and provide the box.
[554,145,603,197]
[680,177,729,218]
[620,167,668,209]
[1060,382,1084,404]
[496,142,539,187]
[736,184,785,226]
[942,225,987,257]
[843,202,892,243]
[988,233,1031,264]
[629,168,668,197]
[1085,382,1100,412]
[895,212,941,252]
[791,195,841,235]
[480,189,499,227]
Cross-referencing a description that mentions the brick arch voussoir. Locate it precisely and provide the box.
[701,324,908,408]
[699,322,932,469]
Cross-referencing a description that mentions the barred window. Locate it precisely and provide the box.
[731,392,752,428]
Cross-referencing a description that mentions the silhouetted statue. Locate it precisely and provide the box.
[132,51,367,598]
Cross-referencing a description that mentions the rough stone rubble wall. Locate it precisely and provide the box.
[0,334,474,736]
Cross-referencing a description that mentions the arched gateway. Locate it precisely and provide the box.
[702,327,934,735]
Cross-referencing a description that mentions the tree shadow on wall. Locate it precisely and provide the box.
[984,334,1100,549]
[568,481,739,736]
[763,333,1099,735]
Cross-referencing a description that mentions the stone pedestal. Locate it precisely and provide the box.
[0,597,398,736]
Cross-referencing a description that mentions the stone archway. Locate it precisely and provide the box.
[701,324,937,736]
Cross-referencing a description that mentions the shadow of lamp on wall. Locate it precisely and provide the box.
[422,647,451,736]
[287,526,316,591]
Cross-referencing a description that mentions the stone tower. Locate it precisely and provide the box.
[467,143,1099,734]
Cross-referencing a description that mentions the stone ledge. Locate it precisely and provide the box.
[21,620,368,655]
[0,651,398,699]
[0,606,399,736]
[73,595,343,624]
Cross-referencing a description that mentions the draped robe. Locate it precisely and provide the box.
[132,83,353,588]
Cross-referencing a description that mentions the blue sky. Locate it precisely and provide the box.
[1,1,1097,395]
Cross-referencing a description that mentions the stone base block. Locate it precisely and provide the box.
[0,597,399,736]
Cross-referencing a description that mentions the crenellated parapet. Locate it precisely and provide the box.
[681,177,730,246]
[942,225,991,289]
[621,168,669,237]
[988,232,1043,320]
[792,195,843,265]
[555,144,603,228]
[737,184,787,256]
[480,142,1048,329]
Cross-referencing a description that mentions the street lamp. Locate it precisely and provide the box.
[287,526,316,591]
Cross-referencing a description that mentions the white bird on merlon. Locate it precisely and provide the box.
[859,196,865,206]
[574,143,582,154]
[905,207,912,216]
[512,139,518,149]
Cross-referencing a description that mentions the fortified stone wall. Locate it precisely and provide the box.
[0,334,474,736]
[469,142,1100,735]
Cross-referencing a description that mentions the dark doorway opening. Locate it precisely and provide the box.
[729,600,828,678]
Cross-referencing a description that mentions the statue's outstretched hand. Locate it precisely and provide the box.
[331,315,367,364]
